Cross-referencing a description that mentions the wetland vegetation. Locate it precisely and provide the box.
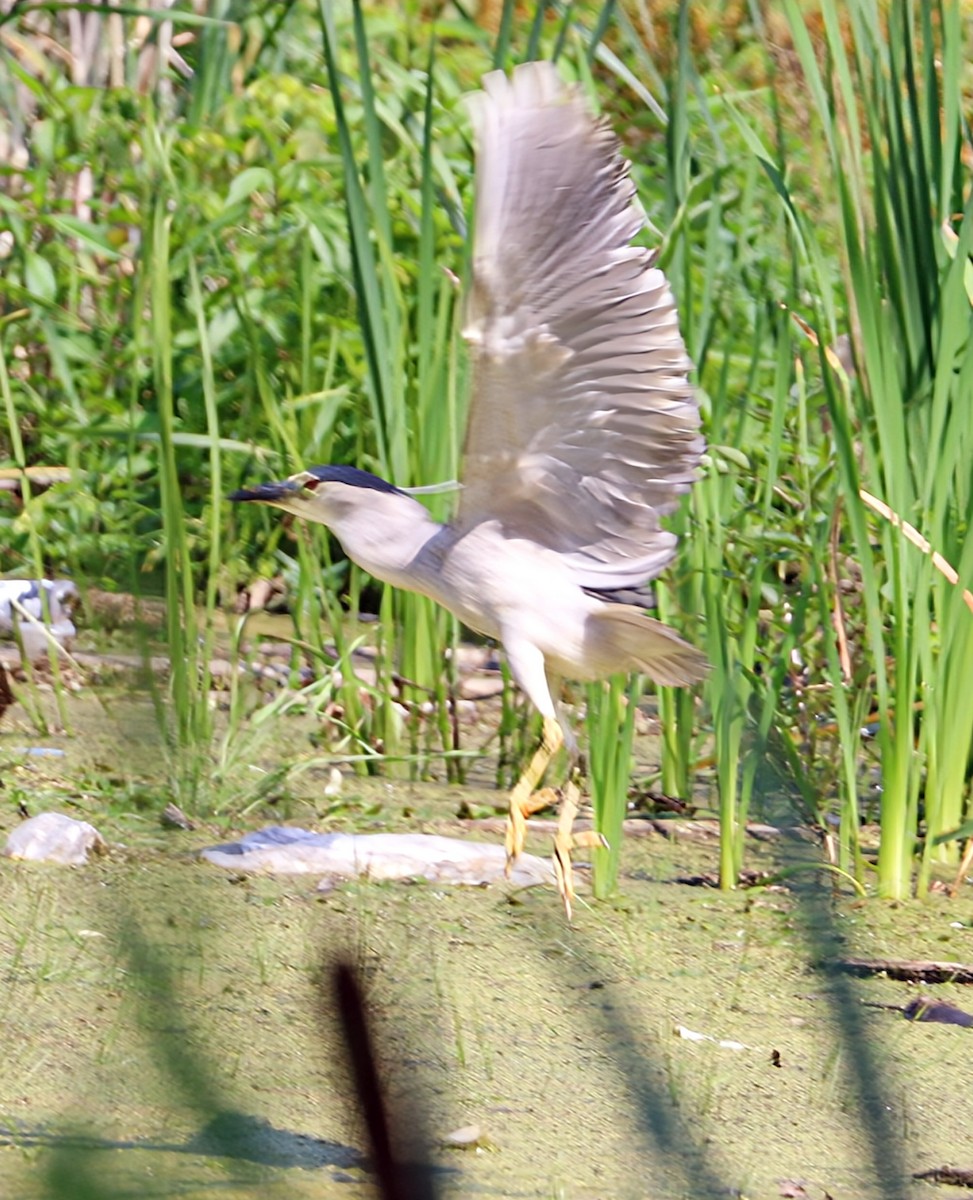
[2,0,973,1196]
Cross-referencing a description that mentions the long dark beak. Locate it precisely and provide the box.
[228,480,298,503]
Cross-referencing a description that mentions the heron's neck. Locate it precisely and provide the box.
[330,492,445,593]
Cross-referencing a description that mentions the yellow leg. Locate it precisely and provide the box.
[950,838,973,897]
[552,780,608,920]
[505,716,564,871]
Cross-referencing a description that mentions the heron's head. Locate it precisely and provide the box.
[229,465,406,528]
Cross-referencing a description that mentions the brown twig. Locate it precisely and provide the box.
[859,488,973,614]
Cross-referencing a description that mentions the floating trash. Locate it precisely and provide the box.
[0,579,79,660]
[201,825,554,888]
[675,1024,748,1051]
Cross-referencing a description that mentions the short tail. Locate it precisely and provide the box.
[587,604,708,687]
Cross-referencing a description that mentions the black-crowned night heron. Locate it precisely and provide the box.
[232,62,707,913]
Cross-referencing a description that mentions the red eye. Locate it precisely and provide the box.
[303,477,320,491]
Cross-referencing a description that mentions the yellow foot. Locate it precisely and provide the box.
[504,716,564,875]
[950,837,973,898]
[552,781,608,921]
[504,787,558,870]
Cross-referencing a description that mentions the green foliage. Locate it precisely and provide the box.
[770,0,973,897]
[2,0,972,896]
[587,673,641,898]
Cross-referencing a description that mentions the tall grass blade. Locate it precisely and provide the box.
[588,673,640,898]
[775,0,973,896]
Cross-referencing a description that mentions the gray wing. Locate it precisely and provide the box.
[457,62,703,592]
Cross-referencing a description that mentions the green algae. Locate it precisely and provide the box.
[1,695,972,1199]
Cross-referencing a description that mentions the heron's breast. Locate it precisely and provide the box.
[427,527,593,657]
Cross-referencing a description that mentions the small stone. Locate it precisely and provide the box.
[441,1124,494,1151]
[161,802,194,830]
[4,812,106,865]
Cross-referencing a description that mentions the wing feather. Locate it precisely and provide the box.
[457,62,702,588]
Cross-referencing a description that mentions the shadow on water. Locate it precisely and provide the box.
[19,820,912,1199]
[19,923,367,1199]
[766,792,908,1200]
[325,960,442,1200]
[325,819,912,1200]
[0,1112,362,1168]
[516,760,911,1199]
[555,853,909,1199]
[785,877,908,1200]
[22,920,451,1200]
[555,967,732,1197]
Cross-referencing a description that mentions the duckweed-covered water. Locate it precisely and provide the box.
[1,693,971,1199]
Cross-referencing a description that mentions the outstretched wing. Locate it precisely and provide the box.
[457,62,702,592]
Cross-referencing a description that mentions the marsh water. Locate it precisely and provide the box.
[1,689,972,1200]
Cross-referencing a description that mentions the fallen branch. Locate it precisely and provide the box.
[833,957,973,984]
[914,1165,973,1188]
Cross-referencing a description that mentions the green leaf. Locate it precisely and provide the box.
[711,444,751,470]
[46,216,123,261]
[24,250,57,303]
[31,118,57,162]
[940,221,973,307]
[223,167,274,210]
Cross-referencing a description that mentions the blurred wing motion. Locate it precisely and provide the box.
[459,63,703,594]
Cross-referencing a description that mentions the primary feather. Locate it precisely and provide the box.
[458,62,703,594]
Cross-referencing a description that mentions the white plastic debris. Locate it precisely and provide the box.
[201,825,554,888]
[0,579,78,660]
[675,1024,747,1051]
[4,811,106,865]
